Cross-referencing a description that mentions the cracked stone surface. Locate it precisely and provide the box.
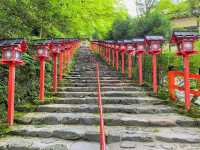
[1,47,200,150]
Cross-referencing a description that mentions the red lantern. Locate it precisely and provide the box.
[36,46,49,59]
[133,39,145,54]
[0,39,28,126]
[119,41,126,52]
[133,38,145,85]
[1,39,27,65]
[145,36,164,54]
[170,31,199,111]
[171,31,198,56]
[33,40,51,102]
[145,35,164,94]
[125,40,135,55]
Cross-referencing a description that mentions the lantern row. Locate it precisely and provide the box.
[0,38,80,126]
[90,31,200,111]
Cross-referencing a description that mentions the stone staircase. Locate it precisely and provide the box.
[1,48,200,150]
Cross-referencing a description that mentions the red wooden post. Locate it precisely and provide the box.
[183,55,191,111]
[112,49,115,67]
[52,54,57,92]
[138,54,143,85]
[63,50,67,70]
[128,54,132,79]
[7,63,15,125]
[168,71,176,101]
[105,47,108,63]
[59,52,63,81]
[108,48,111,64]
[39,58,45,101]
[152,54,158,94]
[121,52,125,75]
[116,51,119,71]
[105,47,107,62]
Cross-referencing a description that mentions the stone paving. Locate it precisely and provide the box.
[1,47,200,150]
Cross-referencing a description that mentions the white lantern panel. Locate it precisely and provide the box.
[15,51,22,60]
[183,42,193,51]
[4,49,12,59]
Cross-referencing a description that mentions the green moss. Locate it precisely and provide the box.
[15,102,38,112]
[0,123,11,138]
[152,128,160,133]
[14,111,27,120]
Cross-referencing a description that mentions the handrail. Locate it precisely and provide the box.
[96,63,106,150]
[168,70,200,101]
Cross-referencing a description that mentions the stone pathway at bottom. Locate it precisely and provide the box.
[1,47,200,150]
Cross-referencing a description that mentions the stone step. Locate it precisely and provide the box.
[68,73,119,77]
[57,86,142,92]
[69,71,118,74]
[37,104,174,114]
[109,141,200,150]
[1,136,200,150]
[61,79,134,84]
[63,76,123,80]
[16,112,200,127]
[67,74,123,78]
[53,97,161,105]
[59,82,142,87]
[10,125,200,144]
[55,91,148,98]
[72,69,115,72]
[0,136,101,150]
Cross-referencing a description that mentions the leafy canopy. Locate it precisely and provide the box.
[0,0,127,39]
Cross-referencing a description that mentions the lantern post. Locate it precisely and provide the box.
[63,40,69,70]
[120,41,126,75]
[170,31,199,111]
[104,41,107,61]
[33,40,50,102]
[108,41,111,65]
[105,41,108,63]
[145,36,164,94]
[125,40,135,79]
[115,42,120,71]
[111,41,115,68]
[0,39,28,125]
[50,40,60,92]
[133,39,145,85]
[59,40,65,81]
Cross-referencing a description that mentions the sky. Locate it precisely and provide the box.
[124,0,137,17]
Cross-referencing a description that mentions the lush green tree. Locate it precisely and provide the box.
[107,11,171,40]
[0,0,127,39]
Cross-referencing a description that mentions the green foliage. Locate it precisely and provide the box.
[107,11,171,40]
[0,0,127,39]
[154,0,190,18]
[0,123,11,137]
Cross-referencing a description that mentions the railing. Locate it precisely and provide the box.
[96,63,106,150]
[168,71,200,101]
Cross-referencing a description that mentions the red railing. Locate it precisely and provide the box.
[96,63,106,150]
[168,71,200,101]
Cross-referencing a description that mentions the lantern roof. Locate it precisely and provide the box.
[0,38,28,52]
[132,38,145,43]
[173,31,199,38]
[145,35,164,41]
[124,40,132,44]
[171,31,199,43]
[33,39,52,46]
[117,40,124,44]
